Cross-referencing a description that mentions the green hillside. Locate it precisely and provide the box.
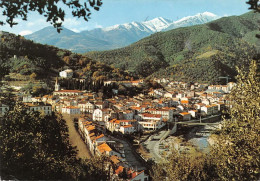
[0,32,130,81]
[86,11,259,83]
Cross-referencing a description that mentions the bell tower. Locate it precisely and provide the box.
[55,77,60,91]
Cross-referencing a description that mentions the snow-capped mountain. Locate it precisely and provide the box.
[25,12,219,53]
[103,17,172,33]
[165,12,218,31]
[101,12,218,33]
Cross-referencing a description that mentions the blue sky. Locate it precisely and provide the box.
[0,0,250,35]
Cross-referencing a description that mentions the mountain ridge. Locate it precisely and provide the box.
[25,12,219,53]
[85,11,259,83]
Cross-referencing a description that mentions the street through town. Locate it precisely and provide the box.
[63,114,92,159]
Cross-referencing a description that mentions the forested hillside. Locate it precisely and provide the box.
[86,11,259,83]
[0,31,130,81]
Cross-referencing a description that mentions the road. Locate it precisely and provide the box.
[146,139,162,162]
[109,135,146,171]
[63,114,92,159]
[144,130,169,163]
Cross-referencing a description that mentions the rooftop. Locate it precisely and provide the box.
[97,142,112,153]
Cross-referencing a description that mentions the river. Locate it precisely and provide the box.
[186,123,221,152]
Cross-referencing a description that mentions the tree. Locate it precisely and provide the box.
[0,101,112,180]
[0,102,80,180]
[247,0,260,12]
[150,149,210,181]
[247,0,260,38]
[0,0,103,32]
[0,87,16,107]
[210,60,260,180]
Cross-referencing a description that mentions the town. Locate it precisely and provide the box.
[0,68,236,181]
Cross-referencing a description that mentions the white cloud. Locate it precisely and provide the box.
[26,19,49,27]
[95,23,103,29]
[63,18,81,28]
[19,30,33,36]
[27,22,35,27]
[71,27,91,32]
[71,28,80,33]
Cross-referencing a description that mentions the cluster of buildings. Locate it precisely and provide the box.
[1,75,235,134]
[2,78,234,132]
[0,75,236,181]
[78,117,149,181]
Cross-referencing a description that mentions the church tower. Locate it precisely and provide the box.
[55,77,60,91]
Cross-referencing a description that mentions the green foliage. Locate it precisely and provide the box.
[20,82,51,96]
[0,103,78,180]
[210,60,260,180]
[0,31,131,81]
[151,149,209,181]
[0,87,16,107]
[0,102,110,180]
[0,32,64,78]
[247,0,260,13]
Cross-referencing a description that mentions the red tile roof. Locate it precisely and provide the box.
[97,142,112,153]
[122,125,133,128]
[142,113,161,118]
[180,112,190,116]
[115,166,124,175]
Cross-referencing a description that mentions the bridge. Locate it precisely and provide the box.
[176,114,221,126]
[177,122,220,126]
[151,115,221,143]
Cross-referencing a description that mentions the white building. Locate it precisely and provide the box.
[146,108,173,121]
[188,110,198,118]
[53,90,83,97]
[59,69,73,78]
[24,103,52,115]
[119,125,135,134]
[208,85,229,93]
[107,119,137,133]
[201,105,213,116]
[78,101,95,113]
[179,112,191,121]
[62,106,80,114]
[96,142,120,157]
[23,95,32,102]
[164,92,174,98]
[227,82,236,92]
[93,108,103,121]
[176,92,186,99]
[139,113,165,130]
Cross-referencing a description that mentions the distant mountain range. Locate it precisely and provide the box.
[86,11,259,83]
[25,12,218,53]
